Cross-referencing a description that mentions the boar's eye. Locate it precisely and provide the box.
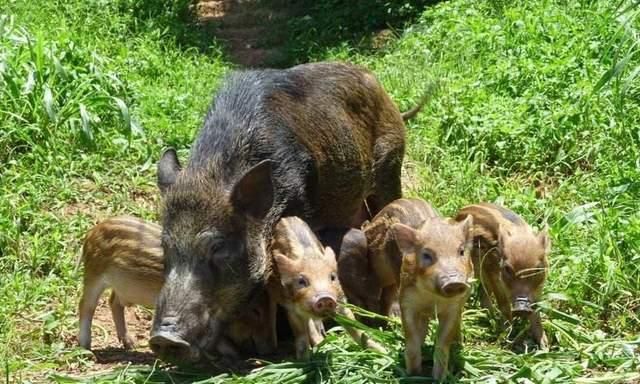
[297,275,310,288]
[421,250,434,265]
[330,272,337,282]
[458,245,465,257]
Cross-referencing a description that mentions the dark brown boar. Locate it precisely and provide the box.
[392,214,474,380]
[78,216,272,358]
[151,62,410,362]
[362,198,440,316]
[268,217,386,359]
[455,203,550,348]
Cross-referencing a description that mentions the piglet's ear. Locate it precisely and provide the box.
[539,226,552,254]
[458,215,473,239]
[273,251,297,276]
[231,160,274,219]
[391,223,418,255]
[157,148,182,195]
[323,246,336,260]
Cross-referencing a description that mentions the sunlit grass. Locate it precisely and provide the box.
[1,0,639,382]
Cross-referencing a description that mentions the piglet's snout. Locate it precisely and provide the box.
[437,273,470,298]
[512,297,533,317]
[312,294,337,316]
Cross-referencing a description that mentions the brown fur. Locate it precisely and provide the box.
[455,203,550,348]
[362,198,440,316]
[394,212,474,380]
[267,217,386,359]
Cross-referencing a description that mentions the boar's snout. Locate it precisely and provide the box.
[512,297,533,317]
[150,317,199,363]
[437,274,470,298]
[312,294,337,317]
[150,331,197,363]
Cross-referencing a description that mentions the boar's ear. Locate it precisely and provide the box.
[391,223,418,255]
[158,148,182,194]
[231,160,274,219]
[539,226,552,254]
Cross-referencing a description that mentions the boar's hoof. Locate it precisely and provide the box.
[512,298,533,317]
[150,332,196,363]
[312,295,337,317]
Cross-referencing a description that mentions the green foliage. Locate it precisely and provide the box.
[1,0,640,382]
[0,15,134,160]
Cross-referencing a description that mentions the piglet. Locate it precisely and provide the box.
[268,217,386,359]
[393,212,474,380]
[455,203,550,348]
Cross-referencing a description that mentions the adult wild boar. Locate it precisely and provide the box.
[150,62,411,362]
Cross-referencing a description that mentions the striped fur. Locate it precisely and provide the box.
[362,198,440,316]
[455,203,550,348]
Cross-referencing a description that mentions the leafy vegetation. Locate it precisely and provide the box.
[1,0,639,382]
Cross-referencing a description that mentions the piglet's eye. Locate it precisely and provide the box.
[297,276,309,288]
[503,264,515,279]
[421,250,434,265]
[330,272,337,282]
[458,246,465,257]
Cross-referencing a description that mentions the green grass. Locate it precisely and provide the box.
[2,0,640,382]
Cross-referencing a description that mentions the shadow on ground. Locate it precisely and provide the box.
[121,0,441,67]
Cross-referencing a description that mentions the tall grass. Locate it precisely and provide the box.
[0,15,136,160]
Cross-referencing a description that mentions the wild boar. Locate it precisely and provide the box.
[455,203,550,348]
[77,216,272,357]
[268,217,386,359]
[151,61,413,362]
[393,213,474,379]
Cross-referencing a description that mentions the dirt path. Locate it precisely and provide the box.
[195,0,295,67]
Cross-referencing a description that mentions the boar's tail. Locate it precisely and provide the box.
[400,81,439,122]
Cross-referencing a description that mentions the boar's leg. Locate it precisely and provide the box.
[78,278,108,350]
[287,311,312,359]
[108,292,135,349]
[433,307,463,381]
[368,145,403,215]
[337,305,387,353]
[528,311,548,349]
[401,305,429,376]
[380,284,399,317]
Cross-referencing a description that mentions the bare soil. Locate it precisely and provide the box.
[195,0,294,67]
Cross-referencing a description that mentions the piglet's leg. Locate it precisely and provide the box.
[337,305,387,353]
[380,284,399,317]
[483,274,512,323]
[108,292,134,349]
[528,310,548,349]
[287,312,311,359]
[401,305,429,376]
[308,319,324,346]
[433,307,462,381]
